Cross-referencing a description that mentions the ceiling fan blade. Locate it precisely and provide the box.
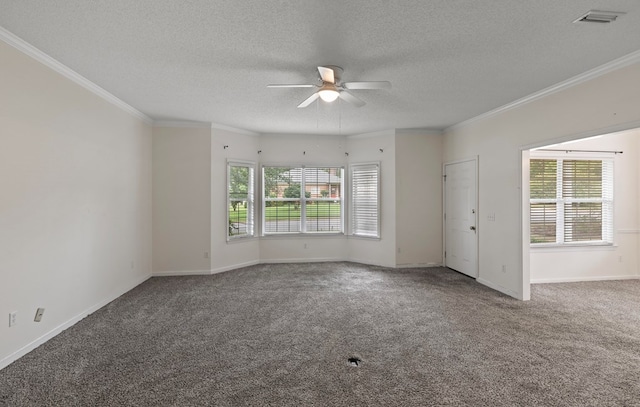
[297,92,320,108]
[267,84,315,88]
[317,66,335,84]
[343,81,391,90]
[339,91,365,107]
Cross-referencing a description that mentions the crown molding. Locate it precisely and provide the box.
[520,118,640,151]
[0,25,153,124]
[153,120,212,129]
[447,49,640,133]
[396,128,443,136]
[211,122,260,137]
[347,129,396,140]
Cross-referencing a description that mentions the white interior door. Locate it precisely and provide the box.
[444,159,478,278]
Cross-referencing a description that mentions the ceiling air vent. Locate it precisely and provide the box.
[573,10,625,24]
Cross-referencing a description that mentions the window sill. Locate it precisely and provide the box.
[260,233,345,239]
[530,242,617,252]
[348,234,381,241]
[227,235,257,244]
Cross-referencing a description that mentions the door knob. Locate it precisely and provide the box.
[470,226,476,231]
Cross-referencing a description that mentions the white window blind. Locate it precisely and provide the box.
[227,161,255,240]
[529,159,558,243]
[350,163,380,238]
[262,166,343,235]
[304,167,343,233]
[530,157,613,245]
[263,166,300,234]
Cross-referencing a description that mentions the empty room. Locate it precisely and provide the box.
[2,1,640,405]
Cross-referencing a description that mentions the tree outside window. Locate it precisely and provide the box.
[262,166,343,234]
[228,162,255,239]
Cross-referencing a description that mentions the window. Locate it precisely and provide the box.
[227,161,255,240]
[350,163,380,238]
[262,166,343,234]
[530,156,613,245]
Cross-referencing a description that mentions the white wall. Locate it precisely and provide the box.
[210,127,260,272]
[0,40,152,368]
[530,129,640,282]
[151,126,261,275]
[638,132,640,271]
[395,130,444,267]
[152,126,212,275]
[154,129,437,271]
[346,130,397,267]
[258,133,349,263]
[444,62,640,299]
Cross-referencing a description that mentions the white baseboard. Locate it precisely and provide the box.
[154,258,429,277]
[477,277,521,300]
[152,259,344,278]
[0,273,151,371]
[531,275,640,284]
[152,269,212,277]
[153,259,445,277]
[152,260,275,277]
[396,262,443,268]
[260,257,347,264]
[347,257,395,268]
[211,260,260,274]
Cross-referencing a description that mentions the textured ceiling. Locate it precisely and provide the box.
[1,1,640,135]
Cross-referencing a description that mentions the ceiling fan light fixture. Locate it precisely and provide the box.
[270,66,388,108]
[318,85,340,102]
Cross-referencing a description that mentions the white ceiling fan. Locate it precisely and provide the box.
[268,65,391,108]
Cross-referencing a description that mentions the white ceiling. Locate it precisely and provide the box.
[1,1,640,135]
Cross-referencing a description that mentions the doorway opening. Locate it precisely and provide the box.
[521,128,638,297]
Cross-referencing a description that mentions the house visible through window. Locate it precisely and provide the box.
[262,166,343,234]
[530,155,613,245]
[227,161,255,240]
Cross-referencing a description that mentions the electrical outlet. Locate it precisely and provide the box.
[34,308,45,322]
[304,243,308,249]
[204,252,209,259]
[9,311,17,327]
[501,265,507,273]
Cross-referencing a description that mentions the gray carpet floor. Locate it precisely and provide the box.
[1,262,639,406]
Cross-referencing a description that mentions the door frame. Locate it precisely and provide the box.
[518,123,640,301]
[442,156,479,278]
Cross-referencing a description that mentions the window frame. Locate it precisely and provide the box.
[529,152,613,247]
[261,164,344,236]
[349,162,381,239]
[226,160,256,242]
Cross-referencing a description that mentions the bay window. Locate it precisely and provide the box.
[262,166,343,235]
[227,161,255,240]
[350,163,380,238]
